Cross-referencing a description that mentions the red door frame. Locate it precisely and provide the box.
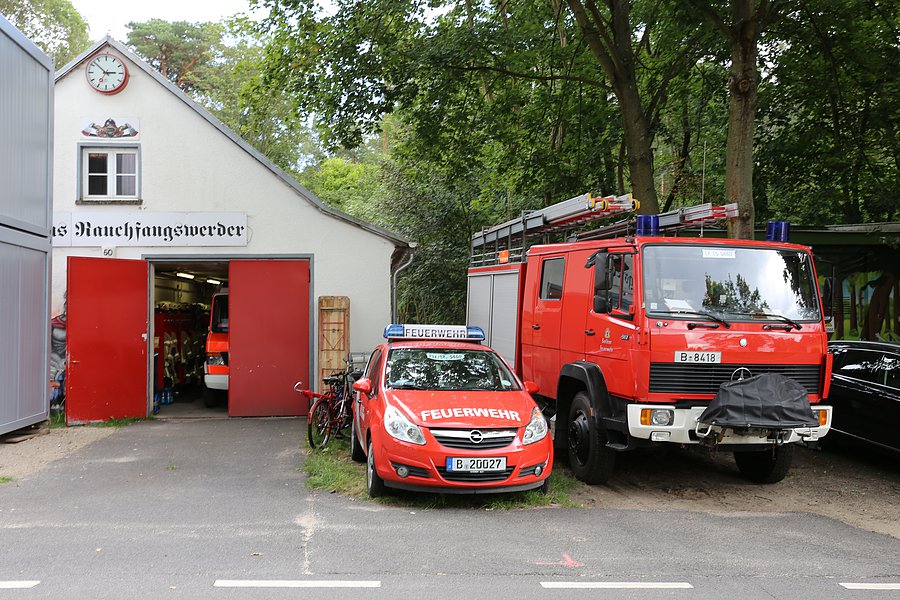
[66,257,150,424]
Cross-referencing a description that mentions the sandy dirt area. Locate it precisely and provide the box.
[2,424,897,539]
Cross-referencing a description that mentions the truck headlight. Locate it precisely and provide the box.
[641,408,674,426]
[384,406,426,445]
[522,407,549,445]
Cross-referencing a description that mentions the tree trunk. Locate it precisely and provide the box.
[725,1,760,239]
[566,0,659,214]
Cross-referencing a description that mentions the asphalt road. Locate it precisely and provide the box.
[1,417,898,599]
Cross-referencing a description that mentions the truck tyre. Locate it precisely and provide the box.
[733,444,794,484]
[350,414,366,463]
[202,386,220,408]
[366,439,386,498]
[567,391,616,484]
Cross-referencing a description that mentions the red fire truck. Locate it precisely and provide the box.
[203,290,229,407]
[467,194,832,484]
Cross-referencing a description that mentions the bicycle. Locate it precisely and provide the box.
[295,356,357,449]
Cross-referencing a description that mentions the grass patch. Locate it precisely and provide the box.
[303,436,580,509]
[49,411,66,429]
[49,412,151,429]
[92,417,146,428]
[0,476,12,484]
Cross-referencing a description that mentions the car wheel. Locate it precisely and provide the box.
[734,444,794,484]
[567,391,616,484]
[538,477,551,495]
[350,413,366,463]
[366,439,386,498]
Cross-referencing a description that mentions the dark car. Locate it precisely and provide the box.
[827,340,900,454]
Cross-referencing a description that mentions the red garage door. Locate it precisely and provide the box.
[66,257,149,424]
[229,260,310,417]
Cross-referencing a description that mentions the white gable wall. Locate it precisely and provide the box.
[53,44,400,358]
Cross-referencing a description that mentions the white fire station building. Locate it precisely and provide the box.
[51,37,413,423]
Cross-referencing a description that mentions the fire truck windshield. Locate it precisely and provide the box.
[641,245,821,323]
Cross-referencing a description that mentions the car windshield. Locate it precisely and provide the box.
[386,348,520,391]
[641,245,821,322]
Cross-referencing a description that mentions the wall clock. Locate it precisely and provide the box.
[85,53,129,95]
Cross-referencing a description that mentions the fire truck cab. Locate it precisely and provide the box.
[468,195,832,484]
[203,290,229,406]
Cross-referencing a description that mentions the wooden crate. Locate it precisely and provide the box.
[318,296,349,389]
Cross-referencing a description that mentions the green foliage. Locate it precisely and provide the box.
[756,0,899,225]
[1,0,90,66]
[126,19,225,93]
[0,476,12,484]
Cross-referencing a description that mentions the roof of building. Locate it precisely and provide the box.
[56,36,412,250]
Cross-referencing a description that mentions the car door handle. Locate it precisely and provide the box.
[532,324,541,330]
[585,329,595,336]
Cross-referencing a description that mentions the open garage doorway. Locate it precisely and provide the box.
[65,256,312,422]
[150,258,311,418]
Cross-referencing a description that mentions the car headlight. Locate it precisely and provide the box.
[383,405,426,445]
[522,407,548,445]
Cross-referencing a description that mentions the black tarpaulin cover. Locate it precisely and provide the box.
[698,373,819,429]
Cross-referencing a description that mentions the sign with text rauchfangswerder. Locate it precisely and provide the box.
[53,212,248,247]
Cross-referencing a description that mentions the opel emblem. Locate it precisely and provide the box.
[469,430,484,444]
[731,367,752,382]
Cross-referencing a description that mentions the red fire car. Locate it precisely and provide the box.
[350,324,553,497]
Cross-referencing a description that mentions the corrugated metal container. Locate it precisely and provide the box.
[0,15,53,435]
[0,16,52,236]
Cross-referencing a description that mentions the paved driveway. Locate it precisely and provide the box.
[2,417,898,600]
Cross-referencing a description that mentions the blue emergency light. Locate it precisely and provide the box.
[765,220,791,242]
[384,324,485,341]
[635,214,660,236]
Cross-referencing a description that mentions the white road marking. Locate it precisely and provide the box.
[214,580,381,588]
[0,581,40,589]
[541,581,693,589]
[840,583,900,590]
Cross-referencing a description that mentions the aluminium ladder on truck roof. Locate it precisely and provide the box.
[470,193,638,267]
[469,192,739,268]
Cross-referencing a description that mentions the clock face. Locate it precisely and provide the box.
[85,53,129,94]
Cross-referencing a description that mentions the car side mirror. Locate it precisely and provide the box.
[523,381,539,394]
[353,378,373,395]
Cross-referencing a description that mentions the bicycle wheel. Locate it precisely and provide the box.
[307,399,332,449]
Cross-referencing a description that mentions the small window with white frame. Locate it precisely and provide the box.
[80,145,140,201]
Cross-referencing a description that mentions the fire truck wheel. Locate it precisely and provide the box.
[567,391,616,484]
[366,439,386,498]
[350,415,366,463]
[202,386,222,408]
[733,444,794,484]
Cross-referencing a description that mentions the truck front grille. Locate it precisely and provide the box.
[649,363,820,395]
